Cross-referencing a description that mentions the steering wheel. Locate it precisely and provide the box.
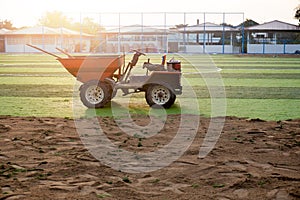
[132,49,146,56]
[130,49,146,67]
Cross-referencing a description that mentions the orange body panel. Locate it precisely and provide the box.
[57,55,125,83]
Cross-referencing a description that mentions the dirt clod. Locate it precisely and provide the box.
[0,115,299,200]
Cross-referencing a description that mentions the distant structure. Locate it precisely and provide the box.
[175,22,240,54]
[100,25,167,53]
[0,26,92,53]
[245,20,300,54]
[0,19,299,54]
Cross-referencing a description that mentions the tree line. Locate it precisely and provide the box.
[1,7,300,32]
[1,11,104,35]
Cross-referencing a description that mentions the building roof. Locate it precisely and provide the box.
[177,22,236,33]
[54,27,93,36]
[106,25,168,34]
[245,20,299,31]
[0,28,11,34]
[3,26,93,36]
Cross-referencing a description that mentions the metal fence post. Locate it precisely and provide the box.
[141,12,144,52]
[42,26,45,50]
[203,12,206,54]
[183,12,186,53]
[263,39,265,54]
[164,12,167,53]
[80,12,82,53]
[118,12,121,54]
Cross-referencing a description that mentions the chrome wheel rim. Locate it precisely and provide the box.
[151,85,170,105]
[85,85,104,104]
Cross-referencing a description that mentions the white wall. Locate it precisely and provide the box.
[5,37,91,53]
[6,44,58,53]
[183,45,239,54]
[285,45,300,53]
[248,44,300,54]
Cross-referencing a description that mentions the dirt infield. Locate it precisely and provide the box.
[0,115,299,200]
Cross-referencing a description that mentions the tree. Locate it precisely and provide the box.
[38,11,105,35]
[295,6,300,26]
[71,17,105,52]
[220,23,234,28]
[39,11,72,28]
[0,20,16,30]
[38,11,107,52]
[174,24,188,29]
[238,19,259,28]
[72,17,104,35]
[234,19,259,53]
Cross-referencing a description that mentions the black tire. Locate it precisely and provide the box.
[145,84,176,109]
[111,89,117,99]
[80,80,111,108]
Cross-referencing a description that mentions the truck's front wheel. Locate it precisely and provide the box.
[145,84,176,108]
[80,80,111,108]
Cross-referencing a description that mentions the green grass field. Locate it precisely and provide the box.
[0,53,299,120]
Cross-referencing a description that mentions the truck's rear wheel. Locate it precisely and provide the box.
[80,80,111,108]
[145,84,176,108]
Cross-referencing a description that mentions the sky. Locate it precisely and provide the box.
[0,0,299,28]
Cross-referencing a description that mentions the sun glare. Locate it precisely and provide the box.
[0,0,299,27]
